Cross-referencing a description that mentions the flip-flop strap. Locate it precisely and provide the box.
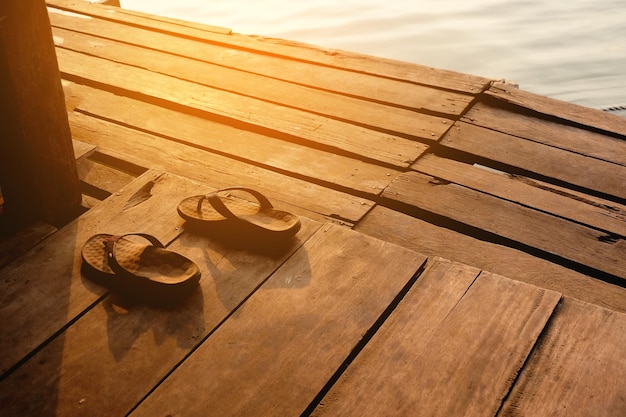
[104,233,164,277]
[199,186,274,220]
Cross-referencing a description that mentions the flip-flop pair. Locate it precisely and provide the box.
[81,187,300,304]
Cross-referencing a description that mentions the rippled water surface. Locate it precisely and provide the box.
[122,0,626,110]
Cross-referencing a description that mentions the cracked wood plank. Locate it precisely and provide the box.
[130,224,427,417]
[0,171,198,376]
[67,111,374,223]
[412,153,626,237]
[49,20,457,138]
[46,0,490,94]
[486,83,626,138]
[0,207,321,417]
[63,81,407,191]
[499,297,626,417]
[463,101,626,167]
[313,258,561,416]
[440,121,626,200]
[383,171,626,280]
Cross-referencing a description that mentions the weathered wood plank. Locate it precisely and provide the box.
[46,0,491,94]
[499,297,626,417]
[383,171,626,280]
[72,139,95,161]
[51,23,431,142]
[130,224,427,417]
[314,260,560,416]
[0,215,322,416]
[105,2,232,34]
[0,222,57,270]
[440,121,626,200]
[77,157,137,196]
[48,0,230,35]
[487,82,626,138]
[63,82,409,187]
[67,111,374,223]
[463,101,626,167]
[355,206,626,313]
[50,22,462,137]
[412,153,626,236]
[0,0,81,226]
[48,8,473,117]
[0,170,205,376]
[56,46,440,166]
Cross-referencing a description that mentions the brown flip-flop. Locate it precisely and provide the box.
[81,233,200,304]
[177,187,301,244]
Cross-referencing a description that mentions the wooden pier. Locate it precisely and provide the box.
[1,0,625,415]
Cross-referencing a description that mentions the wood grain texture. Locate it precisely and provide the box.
[48,0,231,35]
[412,153,626,236]
[48,8,473,116]
[46,0,491,94]
[130,224,427,417]
[499,297,626,417]
[355,206,626,312]
[0,216,321,416]
[0,171,199,376]
[67,112,374,223]
[56,46,448,151]
[440,121,626,200]
[63,82,407,190]
[60,76,426,170]
[50,22,458,139]
[0,222,57,270]
[463,101,626,167]
[486,83,626,138]
[313,259,561,417]
[383,171,626,279]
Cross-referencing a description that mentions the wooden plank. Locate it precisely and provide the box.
[0,215,322,416]
[72,139,96,161]
[499,297,626,416]
[56,47,439,166]
[0,222,57,270]
[412,154,626,236]
[50,23,431,142]
[383,171,626,280]
[46,0,491,94]
[487,82,626,138]
[355,206,626,313]
[47,0,230,35]
[440,121,626,200]
[48,9,473,118]
[0,170,209,376]
[463,101,626,167]
[0,0,81,226]
[314,260,560,416]
[51,22,462,137]
[108,3,232,34]
[67,111,374,224]
[63,82,409,188]
[130,224,428,417]
[77,157,137,196]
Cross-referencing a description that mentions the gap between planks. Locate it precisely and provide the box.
[311,257,562,417]
[46,0,491,93]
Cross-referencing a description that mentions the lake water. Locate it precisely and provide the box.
[121,0,626,111]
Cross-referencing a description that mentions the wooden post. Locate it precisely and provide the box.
[0,0,81,228]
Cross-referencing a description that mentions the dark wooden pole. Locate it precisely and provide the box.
[0,0,81,229]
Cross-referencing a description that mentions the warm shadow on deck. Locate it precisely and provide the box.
[0,1,625,416]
